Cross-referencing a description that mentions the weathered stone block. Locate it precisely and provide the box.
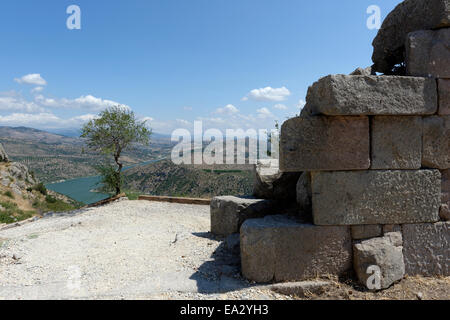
[210,196,275,236]
[280,116,370,172]
[371,116,422,169]
[303,75,437,116]
[353,233,405,290]
[372,0,450,74]
[383,224,402,234]
[402,222,450,276]
[253,159,301,201]
[296,172,312,217]
[438,79,450,115]
[240,215,352,283]
[441,170,450,221]
[351,225,383,240]
[312,170,441,225]
[406,29,450,78]
[422,116,450,169]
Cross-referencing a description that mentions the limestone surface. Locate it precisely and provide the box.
[303,75,437,116]
[372,0,450,74]
[253,159,300,201]
[312,170,441,225]
[210,196,275,236]
[353,233,405,290]
[402,222,450,276]
[371,116,422,169]
[280,116,370,172]
[240,215,352,283]
[406,29,450,78]
[438,79,450,115]
[422,116,450,169]
[351,225,383,240]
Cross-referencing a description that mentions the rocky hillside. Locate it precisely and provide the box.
[123,159,254,198]
[0,143,79,225]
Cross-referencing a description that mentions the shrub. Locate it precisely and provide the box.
[4,191,14,199]
[45,195,57,204]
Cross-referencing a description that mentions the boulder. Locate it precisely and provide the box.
[351,225,383,240]
[253,159,300,201]
[240,215,352,283]
[402,222,450,276]
[422,116,450,169]
[280,116,370,172]
[438,79,450,115]
[312,170,441,225]
[372,0,450,74]
[303,75,437,116]
[353,233,405,290]
[296,172,312,217]
[210,196,276,236]
[371,116,422,169]
[0,143,9,162]
[406,29,450,78]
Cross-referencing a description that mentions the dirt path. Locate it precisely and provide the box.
[0,200,286,300]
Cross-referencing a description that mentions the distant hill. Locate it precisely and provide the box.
[123,159,254,198]
[0,126,174,183]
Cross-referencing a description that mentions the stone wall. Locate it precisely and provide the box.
[210,0,449,290]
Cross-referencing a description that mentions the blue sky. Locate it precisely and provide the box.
[0,0,401,134]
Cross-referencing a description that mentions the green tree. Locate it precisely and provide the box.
[81,106,152,195]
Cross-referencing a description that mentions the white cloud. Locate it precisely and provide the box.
[0,112,98,129]
[274,104,288,110]
[35,94,130,112]
[256,107,275,119]
[297,99,306,110]
[183,106,193,111]
[176,119,190,125]
[243,86,291,102]
[15,74,47,86]
[0,92,46,113]
[215,104,239,115]
[31,86,45,94]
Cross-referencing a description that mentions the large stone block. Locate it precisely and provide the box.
[240,215,352,283]
[422,116,450,169]
[312,170,441,226]
[372,0,450,74]
[353,233,405,290]
[371,116,422,169]
[210,196,275,236]
[296,172,312,217]
[280,116,370,172]
[406,29,450,78]
[303,75,437,116]
[402,222,450,276]
[253,159,301,201]
[441,170,450,221]
[438,79,450,115]
[351,225,383,240]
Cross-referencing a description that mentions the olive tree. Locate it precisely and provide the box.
[81,106,151,195]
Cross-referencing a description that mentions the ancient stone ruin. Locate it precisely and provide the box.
[210,0,449,290]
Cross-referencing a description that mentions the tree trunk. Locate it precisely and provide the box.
[114,153,123,196]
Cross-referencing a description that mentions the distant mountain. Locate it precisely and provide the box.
[0,126,174,183]
[123,159,254,198]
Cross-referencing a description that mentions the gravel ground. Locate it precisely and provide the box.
[0,200,289,300]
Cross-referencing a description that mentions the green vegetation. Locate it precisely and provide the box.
[124,190,141,200]
[27,183,47,195]
[81,106,152,195]
[0,201,34,224]
[4,191,14,199]
[32,195,80,213]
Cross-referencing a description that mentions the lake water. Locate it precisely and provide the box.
[46,158,164,205]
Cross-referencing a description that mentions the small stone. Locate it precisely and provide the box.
[353,233,405,290]
[350,66,374,76]
[269,281,331,298]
